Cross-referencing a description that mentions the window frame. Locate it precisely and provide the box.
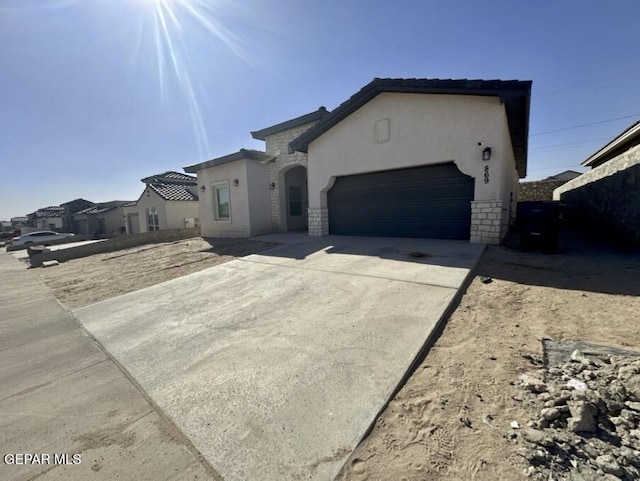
[147,207,160,231]
[288,185,303,217]
[213,181,231,222]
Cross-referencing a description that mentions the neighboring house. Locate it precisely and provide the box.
[519,170,582,202]
[554,120,640,244]
[73,201,132,236]
[545,170,582,183]
[25,206,65,233]
[123,171,199,234]
[60,198,96,233]
[185,78,532,244]
[10,216,28,229]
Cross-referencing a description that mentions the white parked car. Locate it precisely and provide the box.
[11,231,75,246]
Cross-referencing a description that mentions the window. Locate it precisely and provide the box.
[214,183,231,221]
[289,186,302,216]
[147,207,159,231]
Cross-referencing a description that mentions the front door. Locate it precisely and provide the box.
[284,166,308,231]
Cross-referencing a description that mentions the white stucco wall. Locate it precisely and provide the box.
[246,159,272,236]
[196,160,252,237]
[305,92,519,242]
[135,189,169,233]
[499,109,520,229]
[100,208,127,235]
[165,200,199,230]
[37,217,63,230]
[122,204,138,234]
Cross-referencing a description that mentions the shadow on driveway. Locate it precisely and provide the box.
[476,225,640,296]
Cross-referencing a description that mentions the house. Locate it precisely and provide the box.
[185,78,532,244]
[60,198,96,233]
[25,206,65,232]
[73,201,132,236]
[554,120,640,244]
[123,171,199,234]
[10,217,28,229]
[519,170,582,202]
[545,170,582,183]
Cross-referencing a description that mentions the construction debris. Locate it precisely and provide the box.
[513,350,640,480]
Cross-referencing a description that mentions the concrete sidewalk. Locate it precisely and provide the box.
[74,235,484,481]
[0,254,219,481]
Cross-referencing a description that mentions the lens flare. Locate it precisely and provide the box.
[130,0,255,157]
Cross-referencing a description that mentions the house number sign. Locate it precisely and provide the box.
[484,165,490,184]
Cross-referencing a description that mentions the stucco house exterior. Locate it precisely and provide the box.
[185,78,531,244]
[123,171,199,234]
[60,198,95,233]
[73,201,132,236]
[24,206,65,233]
[554,120,640,244]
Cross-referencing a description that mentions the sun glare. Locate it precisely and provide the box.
[124,0,253,157]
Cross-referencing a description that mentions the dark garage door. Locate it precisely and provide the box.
[328,162,474,239]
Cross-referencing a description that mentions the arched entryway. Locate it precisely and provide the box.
[279,165,308,232]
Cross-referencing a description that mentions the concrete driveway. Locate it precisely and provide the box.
[73,234,484,481]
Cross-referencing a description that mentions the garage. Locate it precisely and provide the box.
[327,162,474,239]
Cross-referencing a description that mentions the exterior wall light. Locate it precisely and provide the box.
[270,182,276,190]
[482,147,492,161]
[200,185,206,192]
[233,179,239,187]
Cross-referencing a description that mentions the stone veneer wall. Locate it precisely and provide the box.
[308,208,328,236]
[554,143,640,244]
[470,200,503,244]
[519,180,566,201]
[264,124,317,232]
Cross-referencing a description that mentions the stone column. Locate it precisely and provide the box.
[307,208,328,236]
[470,200,503,244]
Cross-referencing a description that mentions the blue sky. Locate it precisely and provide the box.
[1,0,639,220]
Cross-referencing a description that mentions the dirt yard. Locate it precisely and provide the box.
[339,230,640,481]
[35,237,277,309]
[33,231,640,479]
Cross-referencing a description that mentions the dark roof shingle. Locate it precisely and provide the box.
[141,171,196,184]
[148,183,198,201]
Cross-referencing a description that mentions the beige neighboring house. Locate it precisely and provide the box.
[185,78,531,244]
[124,171,199,234]
[73,201,132,236]
[23,206,65,233]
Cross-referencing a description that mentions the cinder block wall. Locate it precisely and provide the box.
[554,144,640,244]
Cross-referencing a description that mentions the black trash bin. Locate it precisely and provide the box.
[517,201,561,253]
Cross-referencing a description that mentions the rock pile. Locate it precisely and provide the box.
[513,350,640,480]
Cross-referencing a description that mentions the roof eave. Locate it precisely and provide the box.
[251,108,330,140]
[184,149,273,173]
[582,122,640,167]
